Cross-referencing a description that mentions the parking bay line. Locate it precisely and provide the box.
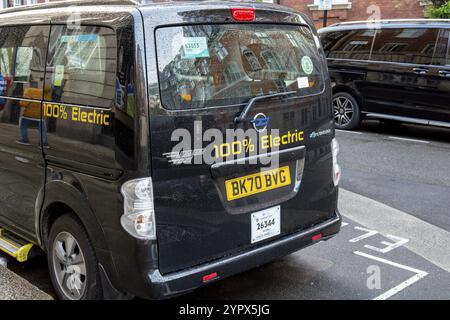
[335,129,363,135]
[339,189,450,273]
[387,136,429,144]
[354,251,428,300]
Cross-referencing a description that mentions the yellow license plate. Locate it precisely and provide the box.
[225,166,291,201]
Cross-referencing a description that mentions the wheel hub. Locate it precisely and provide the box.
[52,232,87,300]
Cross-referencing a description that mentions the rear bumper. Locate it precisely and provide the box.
[144,210,342,299]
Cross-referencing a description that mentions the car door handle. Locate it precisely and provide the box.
[438,70,450,77]
[412,67,429,75]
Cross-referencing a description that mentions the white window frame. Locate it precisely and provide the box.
[308,0,352,10]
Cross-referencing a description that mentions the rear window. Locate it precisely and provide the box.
[156,24,324,110]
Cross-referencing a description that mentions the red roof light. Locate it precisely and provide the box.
[231,8,255,21]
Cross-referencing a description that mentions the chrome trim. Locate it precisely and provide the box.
[331,19,450,27]
[0,95,42,104]
[429,120,450,128]
[364,113,450,128]
[326,58,447,69]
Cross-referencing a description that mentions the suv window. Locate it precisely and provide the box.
[432,29,449,66]
[45,26,117,108]
[321,29,375,60]
[0,25,49,101]
[445,30,450,66]
[156,24,324,110]
[371,28,440,65]
[448,42,450,66]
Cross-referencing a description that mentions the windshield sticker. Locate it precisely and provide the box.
[301,56,314,75]
[297,77,309,89]
[53,65,64,87]
[182,37,209,59]
[61,35,98,43]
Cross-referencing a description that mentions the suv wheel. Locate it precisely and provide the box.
[47,214,103,300]
[332,92,360,130]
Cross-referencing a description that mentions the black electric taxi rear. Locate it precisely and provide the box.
[0,0,341,300]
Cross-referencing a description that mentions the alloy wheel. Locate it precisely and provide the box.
[52,231,87,300]
[333,96,354,127]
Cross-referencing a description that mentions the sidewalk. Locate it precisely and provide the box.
[0,266,53,300]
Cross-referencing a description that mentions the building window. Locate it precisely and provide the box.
[309,0,352,10]
[313,0,351,5]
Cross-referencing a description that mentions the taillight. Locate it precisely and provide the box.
[202,272,219,282]
[231,8,255,21]
[332,138,341,186]
[120,177,156,240]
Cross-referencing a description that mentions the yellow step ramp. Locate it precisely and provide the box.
[0,228,34,262]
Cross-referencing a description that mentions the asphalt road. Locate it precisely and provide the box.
[337,121,450,232]
[1,120,449,300]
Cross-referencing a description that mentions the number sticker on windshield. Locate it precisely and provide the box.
[182,37,209,59]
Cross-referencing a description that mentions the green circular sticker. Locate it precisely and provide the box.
[301,56,314,75]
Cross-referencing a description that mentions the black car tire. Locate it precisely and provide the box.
[47,214,103,300]
[332,92,361,130]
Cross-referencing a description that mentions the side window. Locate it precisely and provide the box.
[0,25,49,120]
[448,42,450,66]
[115,25,136,159]
[371,28,440,65]
[432,29,450,66]
[321,29,375,60]
[46,25,116,108]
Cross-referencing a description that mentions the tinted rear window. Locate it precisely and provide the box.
[156,24,324,110]
[371,28,440,65]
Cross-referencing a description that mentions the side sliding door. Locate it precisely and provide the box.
[0,25,49,240]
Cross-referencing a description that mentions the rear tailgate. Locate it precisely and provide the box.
[142,3,336,274]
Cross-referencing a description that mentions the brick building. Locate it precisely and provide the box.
[1,0,46,9]
[277,0,430,28]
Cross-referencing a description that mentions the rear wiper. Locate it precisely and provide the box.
[234,90,297,124]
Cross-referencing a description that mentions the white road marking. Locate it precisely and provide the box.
[354,251,428,300]
[336,129,363,135]
[341,222,349,227]
[387,136,429,144]
[364,234,409,254]
[340,189,450,273]
[349,226,378,243]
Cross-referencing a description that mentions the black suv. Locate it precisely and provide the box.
[319,19,450,130]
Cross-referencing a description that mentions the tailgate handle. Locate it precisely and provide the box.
[234,91,297,124]
[210,146,306,179]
